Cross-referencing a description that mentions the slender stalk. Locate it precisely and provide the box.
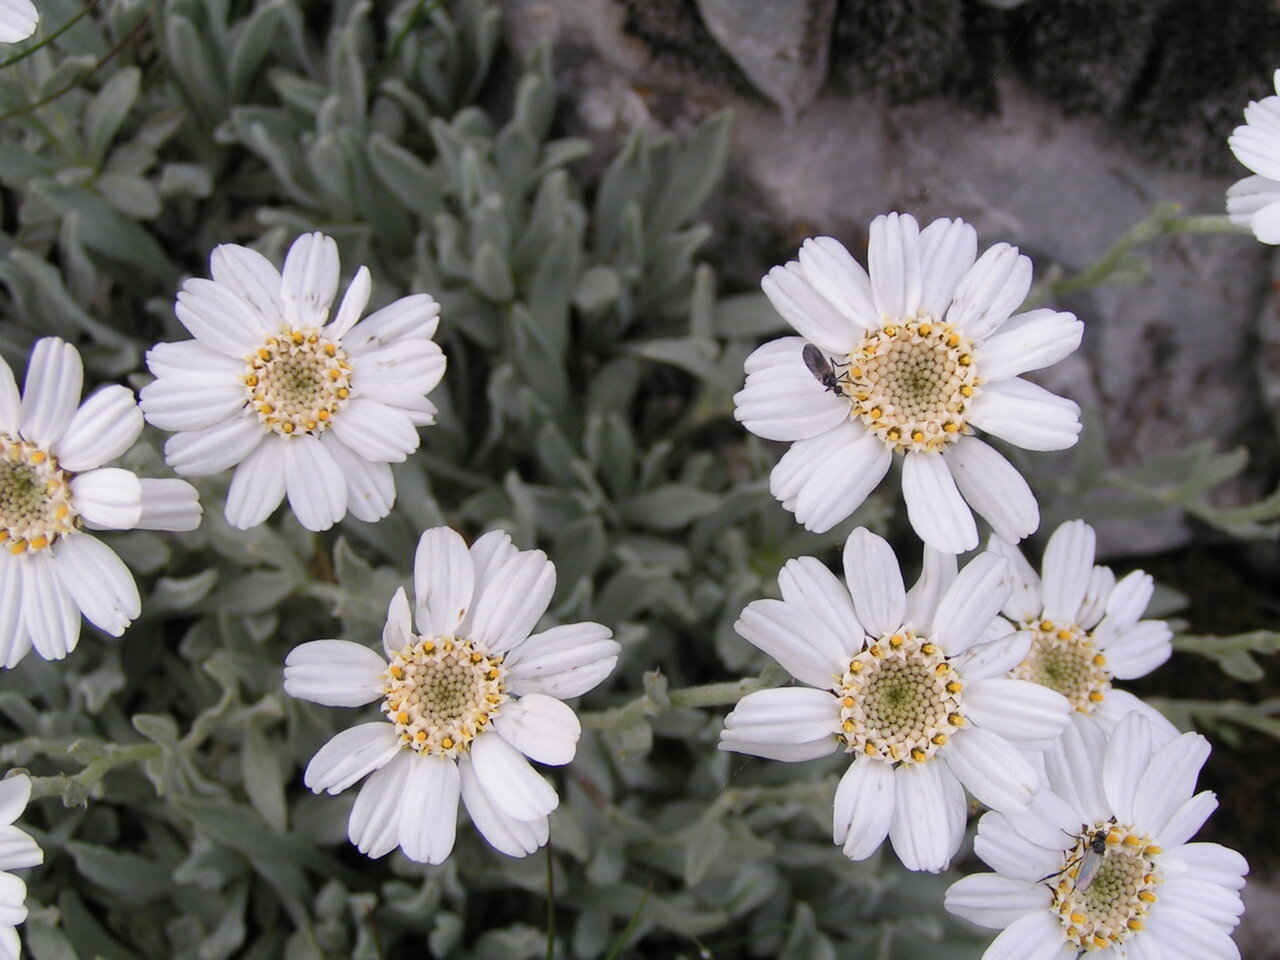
[0,0,104,71]
[579,674,777,731]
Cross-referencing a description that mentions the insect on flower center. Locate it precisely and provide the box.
[838,320,980,454]
[1051,821,1161,952]
[243,327,352,437]
[837,631,964,764]
[1012,619,1111,714]
[0,436,79,554]
[382,636,506,759]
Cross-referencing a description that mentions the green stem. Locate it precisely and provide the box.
[27,741,162,801]
[0,0,103,71]
[579,674,777,731]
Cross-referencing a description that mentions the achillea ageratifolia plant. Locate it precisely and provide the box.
[0,1,1272,958]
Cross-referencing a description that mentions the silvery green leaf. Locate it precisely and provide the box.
[59,890,145,960]
[164,13,226,125]
[368,133,444,218]
[22,915,79,960]
[472,925,543,960]
[714,291,788,338]
[428,913,464,957]
[151,569,219,612]
[573,265,620,315]
[228,0,285,103]
[84,67,141,167]
[682,817,728,886]
[31,183,173,281]
[96,172,161,219]
[158,162,214,198]
[620,486,721,531]
[66,842,174,906]
[133,713,179,745]
[511,304,568,413]
[242,724,287,833]
[593,127,648,256]
[630,337,725,387]
[647,110,732,240]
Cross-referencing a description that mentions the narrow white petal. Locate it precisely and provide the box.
[955,627,1031,680]
[381,587,413,657]
[761,261,861,355]
[0,0,38,43]
[931,552,1011,656]
[0,874,27,927]
[397,754,460,864]
[734,337,851,442]
[70,467,142,529]
[348,751,414,858]
[341,293,441,356]
[888,761,956,872]
[209,243,284,328]
[943,727,1039,812]
[974,811,1066,882]
[413,527,475,638]
[22,552,81,661]
[868,212,922,320]
[944,873,1048,930]
[51,535,139,637]
[1146,904,1240,960]
[138,373,246,432]
[718,735,839,762]
[350,338,446,404]
[963,679,1070,745]
[841,528,906,638]
[778,556,863,658]
[1102,621,1172,680]
[1133,731,1211,837]
[1163,842,1248,891]
[1043,715,1109,824]
[977,308,1083,382]
[319,432,395,523]
[458,754,548,858]
[1000,789,1083,852]
[778,422,892,534]
[329,397,419,462]
[325,265,372,341]
[943,436,1039,545]
[303,723,401,794]
[901,452,978,553]
[493,694,581,766]
[796,236,878,330]
[283,434,348,532]
[833,758,894,859]
[1092,689,1180,744]
[918,217,978,319]
[1102,711,1152,825]
[945,243,1033,342]
[0,825,41,871]
[986,534,1043,622]
[720,687,841,747]
[224,437,286,529]
[904,546,956,636]
[163,414,263,477]
[19,337,83,448]
[737,601,855,691]
[281,232,340,329]
[467,549,555,655]
[1226,175,1280,242]
[0,556,27,669]
[1103,569,1155,629]
[470,731,558,821]
[0,777,31,827]
[1230,115,1280,181]
[145,339,244,379]
[283,639,387,707]
[135,479,202,532]
[980,910,1073,960]
[969,378,1082,451]
[1158,878,1244,934]
[1040,520,1096,625]
[53,386,144,472]
[176,280,271,357]
[0,358,19,434]
[1075,565,1116,631]
[504,622,619,699]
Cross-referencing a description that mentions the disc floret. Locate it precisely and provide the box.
[243,327,352,437]
[1051,822,1162,952]
[0,436,79,554]
[1013,618,1111,714]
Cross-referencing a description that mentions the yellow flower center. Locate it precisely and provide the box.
[0,436,78,554]
[382,636,506,758]
[243,327,352,437]
[837,320,980,453]
[837,631,964,764]
[1012,619,1111,714]
[1050,822,1161,952]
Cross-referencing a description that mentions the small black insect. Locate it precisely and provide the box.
[1039,826,1109,891]
[802,343,847,396]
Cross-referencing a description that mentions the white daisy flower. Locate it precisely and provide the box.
[283,527,619,864]
[989,519,1177,741]
[0,775,41,959]
[735,213,1083,553]
[1227,70,1280,243]
[0,338,201,667]
[946,712,1247,960]
[140,233,445,532]
[0,0,37,43]
[719,528,1071,873]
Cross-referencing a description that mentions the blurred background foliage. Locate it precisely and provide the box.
[0,1,1275,958]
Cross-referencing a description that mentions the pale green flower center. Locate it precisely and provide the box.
[382,637,506,758]
[0,435,78,553]
[1050,822,1162,952]
[243,327,352,437]
[1012,618,1111,714]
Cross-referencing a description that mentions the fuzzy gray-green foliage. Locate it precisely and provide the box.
[0,2,1275,959]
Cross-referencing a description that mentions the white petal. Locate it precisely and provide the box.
[735,597,850,689]
[0,556,28,669]
[946,243,1033,342]
[0,357,18,434]
[931,551,1011,656]
[135,479,202,532]
[1133,731,1211,837]
[0,825,41,871]
[1102,711,1152,826]
[1075,565,1116,631]
[796,236,877,330]
[955,626,1032,680]
[976,308,1083,382]
[0,0,38,43]
[139,372,246,432]
[325,265,372,341]
[901,451,978,553]
[778,556,862,658]
[22,552,81,661]
[224,437,286,529]
[1092,689,1180,744]
[0,777,30,827]
[19,337,83,448]
[340,294,441,356]
[761,261,861,355]
[1156,878,1244,934]
[504,622,619,699]
[974,811,1066,882]
[944,873,1048,930]
[468,530,519,605]
[733,337,851,442]
[868,212,922,320]
[1000,789,1083,853]
[980,910,1073,960]
[842,528,906,638]
[888,761,956,872]
[776,422,893,534]
[381,587,413,657]
[493,694,581,766]
[397,754,460,864]
[986,534,1043,623]
[320,432,395,523]
[145,339,244,379]
[904,546,956,636]
[329,397,419,462]
[943,436,1039,545]
[1040,520,1096,625]
[1043,715,1109,824]
[718,735,840,762]
[943,727,1039,812]
[283,434,347,532]
[1230,108,1280,181]
[1145,904,1240,960]
[1099,620,1172,680]
[413,527,475,638]
[1103,569,1155,629]
[458,754,548,858]
[348,751,414,859]
[51,534,139,637]
[0,874,26,927]
[70,467,142,529]
[467,548,555,655]
[969,378,1082,451]
[964,679,1070,745]
[470,731,558,821]
[303,723,402,794]
[1163,842,1248,891]
[163,414,263,477]
[209,243,284,328]
[53,386,144,472]
[917,217,977,319]
[281,232,340,329]
[720,687,841,748]
[283,639,387,707]
[1226,175,1280,242]
[175,279,271,357]
[350,337,446,404]
[833,758,894,859]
